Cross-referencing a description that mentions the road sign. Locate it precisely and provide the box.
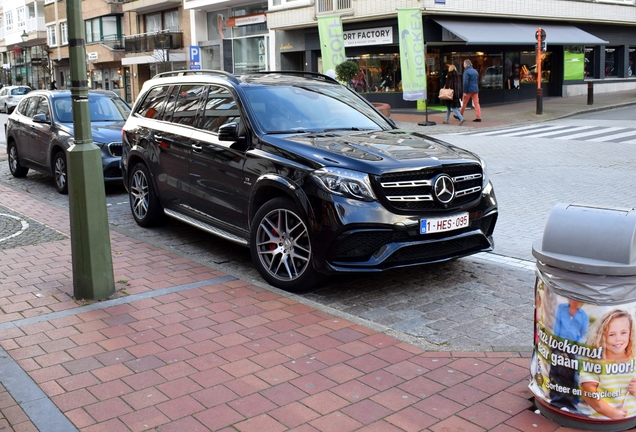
[190,45,200,63]
[535,42,547,51]
[535,29,546,41]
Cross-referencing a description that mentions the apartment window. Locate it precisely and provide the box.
[16,7,25,28]
[85,16,122,43]
[47,24,57,46]
[5,11,13,32]
[145,10,178,33]
[270,0,306,6]
[61,22,68,45]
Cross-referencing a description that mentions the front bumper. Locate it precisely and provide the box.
[309,183,498,274]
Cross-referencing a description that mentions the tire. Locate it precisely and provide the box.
[7,143,28,177]
[129,163,163,227]
[53,151,68,194]
[250,197,326,292]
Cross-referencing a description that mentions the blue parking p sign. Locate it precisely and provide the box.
[190,46,200,63]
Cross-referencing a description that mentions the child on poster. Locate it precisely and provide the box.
[580,309,636,419]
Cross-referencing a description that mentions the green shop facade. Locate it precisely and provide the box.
[277,15,635,108]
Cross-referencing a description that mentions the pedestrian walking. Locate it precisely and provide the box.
[49,80,57,90]
[460,59,482,122]
[442,65,465,126]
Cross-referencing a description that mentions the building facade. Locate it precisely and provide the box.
[267,0,636,108]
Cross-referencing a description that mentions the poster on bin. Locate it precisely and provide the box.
[531,271,636,421]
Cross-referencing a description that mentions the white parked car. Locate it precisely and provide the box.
[0,86,32,113]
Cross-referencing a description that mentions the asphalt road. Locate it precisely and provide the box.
[2,107,634,352]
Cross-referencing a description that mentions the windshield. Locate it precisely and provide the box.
[11,87,30,96]
[243,84,389,134]
[54,95,131,123]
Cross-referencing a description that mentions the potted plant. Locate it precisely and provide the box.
[15,74,23,84]
[335,60,358,88]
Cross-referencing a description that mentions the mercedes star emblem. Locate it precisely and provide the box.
[433,174,455,204]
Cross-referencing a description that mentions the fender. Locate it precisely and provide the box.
[248,174,317,229]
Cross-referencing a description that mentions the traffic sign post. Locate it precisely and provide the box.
[536,28,545,115]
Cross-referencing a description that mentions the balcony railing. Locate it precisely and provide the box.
[100,35,125,50]
[316,0,352,14]
[26,17,46,33]
[124,31,182,53]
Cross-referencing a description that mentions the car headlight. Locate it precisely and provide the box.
[312,167,376,201]
[479,157,489,187]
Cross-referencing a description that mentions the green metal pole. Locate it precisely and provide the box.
[65,0,115,300]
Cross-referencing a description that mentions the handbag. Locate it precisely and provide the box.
[439,87,454,101]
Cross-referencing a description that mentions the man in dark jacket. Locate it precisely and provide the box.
[459,59,482,122]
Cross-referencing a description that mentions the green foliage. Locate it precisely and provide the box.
[335,60,359,84]
[15,74,23,83]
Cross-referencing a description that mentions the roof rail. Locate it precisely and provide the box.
[152,69,239,84]
[242,71,339,84]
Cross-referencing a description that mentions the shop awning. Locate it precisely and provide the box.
[434,19,608,45]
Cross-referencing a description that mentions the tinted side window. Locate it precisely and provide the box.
[160,86,178,122]
[171,85,205,127]
[136,85,170,119]
[200,86,240,133]
[17,97,36,117]
[33,97,50,121]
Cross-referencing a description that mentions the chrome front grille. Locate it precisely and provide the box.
[378,165,483,211]
[107,142,123,157]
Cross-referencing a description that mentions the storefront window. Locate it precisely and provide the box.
[605,47,618,77]
[233,37,266,73]
[208,9,230,41]
[630,48,635,77]
[585,47,595,78]
[346,54,400,93]
[443,52,504,90]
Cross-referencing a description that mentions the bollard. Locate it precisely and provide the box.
[587,81,594,105]
[530,203,636,431]
[536,87,543,115]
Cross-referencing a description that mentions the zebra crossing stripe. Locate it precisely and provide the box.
[554,127,627,141]
[467,124,545,136]
[496,125,571,137]
[523,125,596,138]
[584,129,636,142]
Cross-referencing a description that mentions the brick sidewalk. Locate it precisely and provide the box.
[0,186,569,431]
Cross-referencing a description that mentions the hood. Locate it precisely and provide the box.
[269,129,481,174]
[59,121,126,144]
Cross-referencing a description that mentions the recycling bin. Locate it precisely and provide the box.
[530,203,636,431]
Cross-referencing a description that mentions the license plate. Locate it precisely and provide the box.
[420,213,469,234]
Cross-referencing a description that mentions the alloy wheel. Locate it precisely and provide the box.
[130,169,149,221]
[54,155,67,191]
[255,208,311,282]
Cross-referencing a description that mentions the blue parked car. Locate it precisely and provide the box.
[6,90,131,194]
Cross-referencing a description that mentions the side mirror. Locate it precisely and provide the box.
[32,113,50,123]
[218,122,239,141]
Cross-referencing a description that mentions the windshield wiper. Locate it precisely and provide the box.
[265,129,309,134]
[322,127,374,132]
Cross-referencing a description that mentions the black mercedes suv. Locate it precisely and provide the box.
[122,70,498,291]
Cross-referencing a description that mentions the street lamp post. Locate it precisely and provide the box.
[21,30,28,87]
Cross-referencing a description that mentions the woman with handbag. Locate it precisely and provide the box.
[441,65,465,125]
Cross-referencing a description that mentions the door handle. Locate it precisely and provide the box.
[191,142,203,153]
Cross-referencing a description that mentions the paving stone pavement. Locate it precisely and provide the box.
[2,92,635,430]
